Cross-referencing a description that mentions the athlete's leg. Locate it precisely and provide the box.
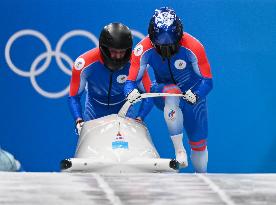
[182,98,208,173]
[152,83,187,167]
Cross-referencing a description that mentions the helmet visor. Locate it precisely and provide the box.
[108,47,127,61]
[154,30,178,45]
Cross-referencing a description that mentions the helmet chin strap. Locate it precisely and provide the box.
[155,44,179,61]
[161,46,172,60]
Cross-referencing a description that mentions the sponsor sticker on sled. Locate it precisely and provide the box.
[112,132,128,149]
[112,141,128,149]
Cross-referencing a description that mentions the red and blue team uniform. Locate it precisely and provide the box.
[125,32,213,150]
[68,48,152,121]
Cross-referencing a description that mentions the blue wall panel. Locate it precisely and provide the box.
[1,0,276,172]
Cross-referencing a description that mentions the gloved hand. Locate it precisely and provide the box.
[183,89,198,105]
[127,89,142,104]
[76,119,84,135]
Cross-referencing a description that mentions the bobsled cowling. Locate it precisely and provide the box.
[61,93,184,173]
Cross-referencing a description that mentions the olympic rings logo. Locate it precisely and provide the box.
[5,29,145,98]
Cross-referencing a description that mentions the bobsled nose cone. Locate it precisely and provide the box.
[169,159,180,170]
[60,159,72,170]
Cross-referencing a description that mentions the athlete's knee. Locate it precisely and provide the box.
[189,139,207,151]
[163,84,182,105]
[162,84,181,94]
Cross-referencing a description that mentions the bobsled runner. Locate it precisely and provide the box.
[61,93,184,173]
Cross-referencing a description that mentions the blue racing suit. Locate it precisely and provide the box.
[68,48,153,122]
[125,32,213,150]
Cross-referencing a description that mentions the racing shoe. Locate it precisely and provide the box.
[176,149,188,168]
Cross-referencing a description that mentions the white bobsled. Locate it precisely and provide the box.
[61,93,184,173]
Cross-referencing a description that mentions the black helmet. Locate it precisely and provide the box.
[99,22,133,71]
[148,7,183,59]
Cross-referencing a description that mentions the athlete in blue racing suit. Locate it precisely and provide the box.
[125,8,213,172]
[68,23,153,134]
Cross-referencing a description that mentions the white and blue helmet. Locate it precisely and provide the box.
[148,7,183,59]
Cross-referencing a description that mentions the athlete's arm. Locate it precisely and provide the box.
[182,33,213,99]
[124,38,153,96]
[68,57,88,121]
[136,68,154,120]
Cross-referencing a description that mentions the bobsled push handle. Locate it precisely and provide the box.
[118,93,184,118]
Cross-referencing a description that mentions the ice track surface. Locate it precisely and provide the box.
[1,173,276,205]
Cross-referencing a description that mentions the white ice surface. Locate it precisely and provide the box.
[0,172,276,205]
